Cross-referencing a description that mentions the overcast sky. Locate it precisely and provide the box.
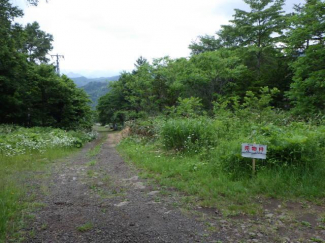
[13,0,304,78]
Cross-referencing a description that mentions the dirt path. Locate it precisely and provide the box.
[24,132,223,243]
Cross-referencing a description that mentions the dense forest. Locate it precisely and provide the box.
[97,0,325,125]
[0,0,92,130]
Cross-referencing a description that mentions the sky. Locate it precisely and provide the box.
[13,0,304,78]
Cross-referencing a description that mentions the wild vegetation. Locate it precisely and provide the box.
[119,92,325,212]
[99,0,325,211]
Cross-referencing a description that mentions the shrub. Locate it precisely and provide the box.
[128,117,164,139]
[261,123,325,170]
[160,117,217,153]
[166,97,205,118]
[0,125,97,157]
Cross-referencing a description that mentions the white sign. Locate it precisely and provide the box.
[242,143,267,160]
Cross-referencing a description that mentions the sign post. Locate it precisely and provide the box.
[241,143,267,175]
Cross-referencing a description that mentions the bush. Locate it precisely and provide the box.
[128,117,164,139]
[261,123,325,170]
[161,117,217,152]
[0,125,97,157]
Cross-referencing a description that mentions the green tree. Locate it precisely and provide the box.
[219,0,287,75]
[0,0,92,129]
[0,0,26,123]
[182,49,247,109]
[220,0,286,47]
[23,21,53,63]
[286,0,325,116]
[20,65,92,129]
[97,73,131,125]
[188,0,292,106]
[189,35,222,55]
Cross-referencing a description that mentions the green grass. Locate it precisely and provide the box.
[87,170,95,177]
[0,147,79,242]
[319,214,325,224]
[86,160,97,166]
[118,139,258,214]
[87,133,108,158]
[301,221,312,228]
[92,125,111,133]
[76,222,93,232]
[87,143,102,157]
[118,137,325,215]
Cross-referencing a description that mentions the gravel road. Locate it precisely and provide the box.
[24,132,223,243]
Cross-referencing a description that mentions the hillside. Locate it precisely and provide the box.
[68,75,120,109]
[80,81,110,109]
[70,75,120,87]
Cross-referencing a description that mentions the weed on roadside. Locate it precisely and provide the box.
[86,160,97,166]
[76,222,93,232]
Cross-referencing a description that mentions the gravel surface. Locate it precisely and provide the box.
[24,132,223,243]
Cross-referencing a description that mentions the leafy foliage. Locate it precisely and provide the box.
[0,0,92,129]
[22,21,53,63]
[286,0,325,116]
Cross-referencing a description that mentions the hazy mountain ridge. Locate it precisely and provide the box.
[80,81,111,109]
[69,75,120,87]
[69,75,120,109]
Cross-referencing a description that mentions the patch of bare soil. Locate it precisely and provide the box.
[22,132,325,243]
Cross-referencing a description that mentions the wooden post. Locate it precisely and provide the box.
[252,141,256,176]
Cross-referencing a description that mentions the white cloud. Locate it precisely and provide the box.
[14,0,304,77]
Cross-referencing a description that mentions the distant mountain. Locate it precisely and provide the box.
[70,75,120,87]
[80,81,111,109]
[68,75,120,109]
[92,75,120,82]
[66,72,83,78]
[71,76,90,87]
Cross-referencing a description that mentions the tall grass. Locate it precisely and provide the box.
[161,117,217,152]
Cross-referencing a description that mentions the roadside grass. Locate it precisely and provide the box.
[87,133,108,158]
[87,170,95,177]
[86,160,97,166]
[118,138,325,216]
[0,147,79,242]
[76,222,93,232]
[118,140,258,215]
[87,143,102,157]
